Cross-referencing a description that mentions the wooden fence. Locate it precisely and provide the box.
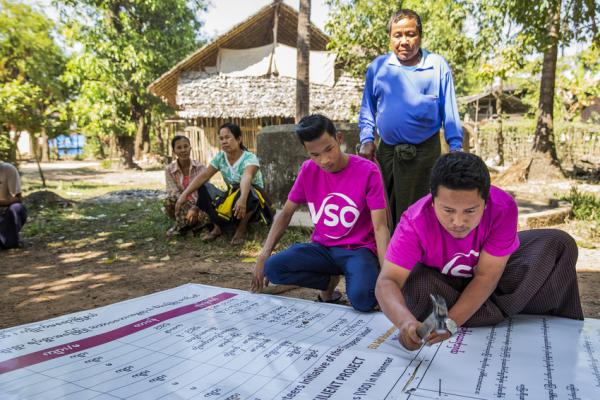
[165,116,294,165]
[465,120,600,165]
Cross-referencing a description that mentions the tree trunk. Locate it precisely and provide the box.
[95,135,106,159]
[116,135,141,169]
[156,120,165,156]
[474,98,480,155]
[142,114,151,155]
[41,129,50,162]
[527,0,563,180]
[1,127,18,164]
[296,0,311,123]
[134,112,146,160]
[34,154,47,187]
[494,81,504,166]
[109,135,117,160]
[31,135,47,187]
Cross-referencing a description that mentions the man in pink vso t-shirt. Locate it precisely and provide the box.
[251,114,390,311]
[376,152,583,350]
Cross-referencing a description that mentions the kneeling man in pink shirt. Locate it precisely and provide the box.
[376,152,583,350]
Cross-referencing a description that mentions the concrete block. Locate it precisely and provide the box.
[518,205,572,229]
[257,122,360,207]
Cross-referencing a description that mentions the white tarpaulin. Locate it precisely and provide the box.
[1,284,599,399]
[217,44,336,86]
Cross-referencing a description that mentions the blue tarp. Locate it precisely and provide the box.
[48,134,85,156]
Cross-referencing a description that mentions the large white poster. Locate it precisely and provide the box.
[0,284,598,399]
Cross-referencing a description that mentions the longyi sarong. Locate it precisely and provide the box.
[376,133,440,231]
[401,229,584,326]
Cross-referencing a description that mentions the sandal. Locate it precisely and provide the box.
[317,290,343,304]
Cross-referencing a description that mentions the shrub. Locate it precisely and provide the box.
[562,187,600,223]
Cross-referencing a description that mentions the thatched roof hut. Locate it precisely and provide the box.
[176,72,362,121]
[148,1,363,164]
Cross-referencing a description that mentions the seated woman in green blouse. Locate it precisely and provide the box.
[176,122,273,244]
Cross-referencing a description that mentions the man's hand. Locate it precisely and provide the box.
[359,141,376,161]
[186,206,200,224]
[399,320,423,351]
[424,330,452,345]
[251,256,270,293]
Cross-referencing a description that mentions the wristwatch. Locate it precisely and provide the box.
[445,318,458,335]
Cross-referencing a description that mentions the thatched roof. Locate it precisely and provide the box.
[459,83,523,104]
[177,71,363,121]
[148,1,331,109]
[459,84,530,115]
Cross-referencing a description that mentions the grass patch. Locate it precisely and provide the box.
[23,196,313,264]
[22,178,162,201]
[100,159,113,169]
[560,187,600,246]
[21,170,312,263]
[561,188,600,223]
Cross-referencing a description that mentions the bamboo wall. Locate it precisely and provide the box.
[165,116,294,165]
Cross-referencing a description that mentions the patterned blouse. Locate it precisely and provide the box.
[209,150,264,188]
[165,159,206,202]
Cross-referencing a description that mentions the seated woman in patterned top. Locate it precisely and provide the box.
[164,135,209,236]
[176,122,273,244]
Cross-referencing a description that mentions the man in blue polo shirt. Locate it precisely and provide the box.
[358,8,463,230]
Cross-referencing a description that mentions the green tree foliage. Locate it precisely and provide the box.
[556,46,600,121]
[325,0,476,93]
[474,0,599,177]
[57,0,206,164]
[0,0,67,161]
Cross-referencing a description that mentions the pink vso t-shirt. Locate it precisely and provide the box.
[288,155,387,254]
[386,186,520,278]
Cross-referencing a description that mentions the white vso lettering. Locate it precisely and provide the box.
[447,264,474,278]
[308,193,360,230]
[322,204,360,228]
[441,250,479,277]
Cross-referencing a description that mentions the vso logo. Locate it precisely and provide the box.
[441,250,480,277]
[308,192,360,239]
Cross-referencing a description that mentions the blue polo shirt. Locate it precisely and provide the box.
[358,50,463,150]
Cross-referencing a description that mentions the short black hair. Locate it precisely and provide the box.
[295,114,337,145]
[430,152,491,201]
[219,122,248,151]
[387,9,422,36]
[171,135,190,150]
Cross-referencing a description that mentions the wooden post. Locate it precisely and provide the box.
[474,98,480,155]
[296,0,311,122]
[495,81,505,165]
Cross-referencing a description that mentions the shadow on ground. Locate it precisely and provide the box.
[1,199,313,328]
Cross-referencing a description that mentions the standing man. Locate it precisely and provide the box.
[376,152,583,351]
[0,162,27,249]
[359,9,463,230]
[251,114,389,312]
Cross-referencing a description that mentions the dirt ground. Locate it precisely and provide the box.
[1,161,599,329]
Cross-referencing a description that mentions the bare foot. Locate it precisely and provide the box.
[201,226,222,242]
[319,275,341,302]
[231,227,247,245]
[230,236,244,245]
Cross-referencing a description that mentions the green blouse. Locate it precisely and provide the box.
[210,150,264,188]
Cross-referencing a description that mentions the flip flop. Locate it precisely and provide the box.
[317,290,343,304]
